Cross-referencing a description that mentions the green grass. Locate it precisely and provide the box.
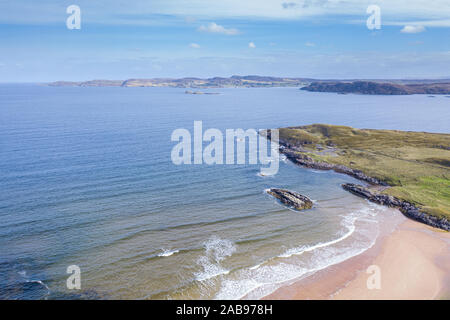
[279,124,450,219]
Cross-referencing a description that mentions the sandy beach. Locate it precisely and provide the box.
[264,215,450,300]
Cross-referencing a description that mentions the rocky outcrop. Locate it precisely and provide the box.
[267,188,313,211]
[281,146,388,186]
[342,183,450,231]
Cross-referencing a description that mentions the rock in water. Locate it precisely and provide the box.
[267,188,313,211]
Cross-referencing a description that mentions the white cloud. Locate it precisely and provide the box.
[401,25,426,33]
[248,42,256,48]
[305,42,316,47]
[189,43,201,48]
[197,22,239,35]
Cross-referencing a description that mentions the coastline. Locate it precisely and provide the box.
[257,125,450,300]
[263,215,450,300]
[269,126,450,231]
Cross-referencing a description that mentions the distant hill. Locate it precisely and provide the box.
[47,80,123,87]
[48,76,312,88]
[301,81,450,95]
[46,77,450,93]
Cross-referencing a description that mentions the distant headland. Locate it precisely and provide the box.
[301,81,450,95]
[46,76,450,95]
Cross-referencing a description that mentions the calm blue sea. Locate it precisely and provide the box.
[0,85,448,299]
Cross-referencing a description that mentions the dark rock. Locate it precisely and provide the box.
[281,147,388,186]
[342,183,450,231]
[267,188,313,211]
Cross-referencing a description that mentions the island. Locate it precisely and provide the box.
[184,90,220,95]
[264,124,450,230]
[266,188,313,211]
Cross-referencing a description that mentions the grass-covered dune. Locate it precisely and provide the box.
[278,124,450,220]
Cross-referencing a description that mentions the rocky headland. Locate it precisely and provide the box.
[268,124,450,231]
[301,81,450,95]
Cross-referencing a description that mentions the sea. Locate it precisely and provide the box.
[0,85,448,299]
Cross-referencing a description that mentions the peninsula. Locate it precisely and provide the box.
[265,124,450,230]
[301,81,450,95]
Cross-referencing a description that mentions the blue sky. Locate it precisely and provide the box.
[0,0,449,82]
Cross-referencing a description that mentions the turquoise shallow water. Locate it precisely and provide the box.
[0,85,448,299]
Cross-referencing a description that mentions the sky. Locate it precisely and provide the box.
[0,0,449,82]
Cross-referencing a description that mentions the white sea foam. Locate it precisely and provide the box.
[278,222,355,258]
[158,249,180,257]
[277,213,358,259]
[249,263,262,270]
[216,240,377,300]
[194,237,236,282]
[214,205,381,300]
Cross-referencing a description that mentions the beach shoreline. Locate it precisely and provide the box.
[262,214,450,300]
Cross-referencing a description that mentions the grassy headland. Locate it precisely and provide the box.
[277,124,450,220]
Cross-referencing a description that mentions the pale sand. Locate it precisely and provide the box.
[264,217,450,300]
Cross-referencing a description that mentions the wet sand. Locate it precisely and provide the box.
[264,216,450,300]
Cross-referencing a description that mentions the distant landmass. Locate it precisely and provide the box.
[46,76,450,94]
[47,76,312,88]
[301,81,450,95]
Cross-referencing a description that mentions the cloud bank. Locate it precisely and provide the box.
[197,22,240,35]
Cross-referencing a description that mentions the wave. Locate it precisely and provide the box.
[278,212,359,258]
[278,222,355,258]
[256,172,275,178]
[216,238,376,300]
[18,270,51,297]
[27,279,50,293]
[194,237,236,282]
[157,249,180,257]
[214,205,381,300]
[249,263,262,271]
